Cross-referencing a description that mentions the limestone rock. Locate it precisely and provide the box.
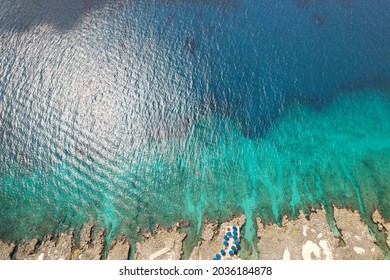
[107,234,130,260]
[257,208,337,260]
[36,233,73,260]
[189,215,245,260]
[135,223,186,260]
[333,207,383,260]
[372,209,390,248]
[79,223,94,248]
[257,206,384,260]
[13,232,73,260]
[74,227,105,260]
[14,239,39,260]
[0,241,15,260]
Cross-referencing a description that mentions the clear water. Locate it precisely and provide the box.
[1,0,390,257]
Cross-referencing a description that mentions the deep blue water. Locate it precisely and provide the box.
[1,0,390,258]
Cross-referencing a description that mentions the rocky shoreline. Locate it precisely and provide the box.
[1,206,389,260]
[258,207,387,260]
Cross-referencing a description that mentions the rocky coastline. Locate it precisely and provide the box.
[1,206,389,260]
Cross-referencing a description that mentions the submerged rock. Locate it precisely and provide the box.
[184,36,197,54]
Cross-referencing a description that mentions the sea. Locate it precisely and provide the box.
[1,0,390,258]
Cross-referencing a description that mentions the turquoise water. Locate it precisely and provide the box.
[2,89,390,255]
[1,0,390,258]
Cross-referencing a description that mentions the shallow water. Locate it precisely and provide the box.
[1,0,390,257]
